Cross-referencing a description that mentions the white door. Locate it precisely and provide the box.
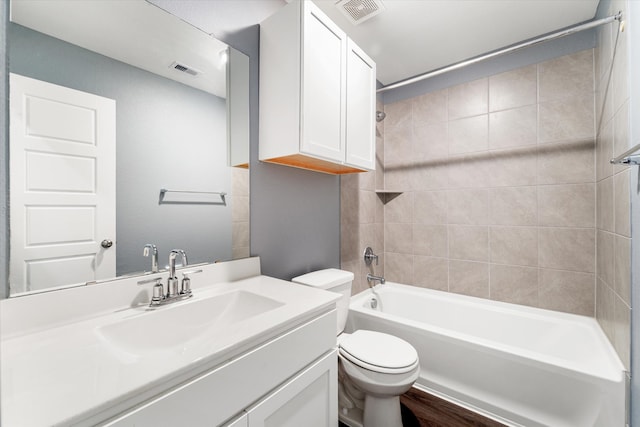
[9,73,116,294]
[345,39,376,171]
[300,1,347,163]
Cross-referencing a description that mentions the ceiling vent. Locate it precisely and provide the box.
[169,61,201,77]
[336,0,385,25]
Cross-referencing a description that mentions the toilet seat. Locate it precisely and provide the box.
[339,330,418,374]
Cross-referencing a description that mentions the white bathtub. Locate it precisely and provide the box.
[346,283,626,427]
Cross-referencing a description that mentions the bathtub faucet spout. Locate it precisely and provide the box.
[367,273,385,286]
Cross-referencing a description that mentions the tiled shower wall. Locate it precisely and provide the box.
[231,167,250,260]
[342,48,600,315]
[595,0,631,369]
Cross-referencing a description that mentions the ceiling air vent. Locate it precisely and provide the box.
[336,0,385,25]
[169,61,201,77]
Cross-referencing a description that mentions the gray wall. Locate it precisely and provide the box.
[9,24,232,277]
[221,26,341,281]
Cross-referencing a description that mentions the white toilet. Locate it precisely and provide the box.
[292,269,419,427]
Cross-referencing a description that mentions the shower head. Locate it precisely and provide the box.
[376,111,386,122]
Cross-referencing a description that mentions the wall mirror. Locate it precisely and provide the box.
[6,0,250,297]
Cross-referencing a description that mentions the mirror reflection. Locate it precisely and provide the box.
[7,0,250,297]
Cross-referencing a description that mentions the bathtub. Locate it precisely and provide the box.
[346,283,626,427]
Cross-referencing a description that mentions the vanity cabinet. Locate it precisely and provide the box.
[102,310,337,427]
[259,0,376,174]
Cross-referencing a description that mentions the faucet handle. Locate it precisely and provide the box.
[137,276,164,305]
[364,247,379,266]
[180,269,202,296]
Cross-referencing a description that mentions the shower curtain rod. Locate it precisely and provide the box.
[377,12,623,93]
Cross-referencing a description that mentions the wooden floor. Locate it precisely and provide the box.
[399,388,507,427]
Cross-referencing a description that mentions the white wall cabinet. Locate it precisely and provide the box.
[259,0,376,175]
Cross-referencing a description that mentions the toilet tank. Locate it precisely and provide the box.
[292,269,354,335]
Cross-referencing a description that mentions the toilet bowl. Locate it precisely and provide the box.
[292,269,419,427]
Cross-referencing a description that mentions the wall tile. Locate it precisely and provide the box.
[413,88,447,126]
[490,226,537,267]
[414,122,448,160]
[449,260,489,298]
[447,188,488,225]
[611,25,629,114]
[614,234,631,306]
[341,187,359,223]
[385,252,413,284]
[412,162,449,190]
[385,166,414,191]
[231,167,249,197]
[358,190,377,224]
[448,152,490,188]
[413,224,448,257]
[538,95,595,144]
[490,264,538,306]
[596,177,614,232]
[596,119,614,181]
[538,49,593,102]
[341,220,359,263]
[448,78,488,120]
[539,227,595,273]
[539,269,595,316]
[413,256,448,291]
[385,191,414,223]
[384,123,412,167]
[489,65,537,112]
[613,101,630,174]
[231,196,249,222]
[489,105,537,149]
[232,246,250,260]
[597,229,615,286]
[232,221,250,248]
[448,115,488,154]
[538,183,595,228]
[489,186,537,226]
[614,169,630,237]
[414,190,447,225]
[596,278,615,341]
[384,98,412,129]
[613,295,631,370]
[487,147,537,187]
[449,225,488,261]
[385,222,413,254]
[538,140,595,185]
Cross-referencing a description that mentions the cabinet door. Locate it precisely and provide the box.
[300,2,346,163]
[247,350,338,427]
[345,40,376,171]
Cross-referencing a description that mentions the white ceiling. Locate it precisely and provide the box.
[149,0,601,86]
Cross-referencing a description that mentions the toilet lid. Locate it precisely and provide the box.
[339,330,418,373]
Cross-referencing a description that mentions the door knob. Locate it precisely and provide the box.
[101,239,114,249]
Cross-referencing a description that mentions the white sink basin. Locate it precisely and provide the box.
[97,290,284,354]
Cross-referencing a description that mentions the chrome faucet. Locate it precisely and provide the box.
[144,249,200,307]
[367,273,385,286]
[167,249,188,297]
[143,244,159,273]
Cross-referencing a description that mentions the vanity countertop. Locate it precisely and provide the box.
[1,272,339,426]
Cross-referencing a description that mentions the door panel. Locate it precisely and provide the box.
[301,3,346,162]
[10,73,116,294]
[345,40,376,170]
